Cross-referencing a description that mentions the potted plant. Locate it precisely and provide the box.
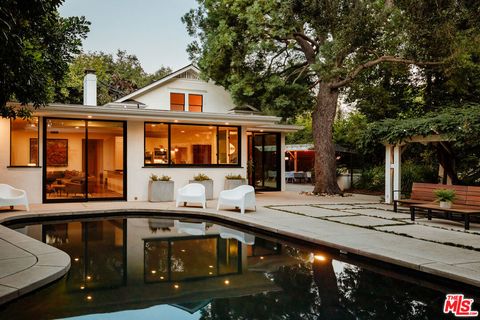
[224,174,247,190]
[336,167,351,191]
[189,173,213,200]
[148,174,174,202]
[434,189,456,209]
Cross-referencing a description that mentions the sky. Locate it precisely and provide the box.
[59,0,198,74]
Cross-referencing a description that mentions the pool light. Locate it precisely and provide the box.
[314,255,326,261]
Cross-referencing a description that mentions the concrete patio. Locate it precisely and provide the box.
[1,190,479,304]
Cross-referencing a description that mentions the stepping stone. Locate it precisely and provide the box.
[314,204,365,210]
[377,224,480,250]
[271,205,357,218]
[326,215,407,227]
[343,208,410,220]
[356,203,395,211]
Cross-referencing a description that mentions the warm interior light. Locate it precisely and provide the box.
[174,284,180,289]
[151,270,157,274]
[225,122,229,125]
[80,286,85,290]
[174,120,179,122]
[224,280,230,285]
[260,256,264,260]
[74,257,79,262]
[86,276,92,280]
[86,295,92,301]
[209,272,213,275]
[160,276,164,280]
[181,249,186,252]
[314,255,326,261]
[209,265,214,268]
[75,126,80,129]
[87,115,92,118]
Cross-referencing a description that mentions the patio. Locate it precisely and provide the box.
[0,190,480,303]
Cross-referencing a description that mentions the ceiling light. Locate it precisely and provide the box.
[225,122,229,125]
[174,120,179,123]
[87,115,92,119]
[224,280,230,285]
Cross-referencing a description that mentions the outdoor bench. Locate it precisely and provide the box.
[408,185,480,230]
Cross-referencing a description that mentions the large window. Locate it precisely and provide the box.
[10,117,39,166]
[144,123,240,166]
[188,94,203,112]
[170,93,185,111]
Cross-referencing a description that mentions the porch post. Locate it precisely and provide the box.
[294,151,298,172]
[393,144,402,201]
[385,145,393,204]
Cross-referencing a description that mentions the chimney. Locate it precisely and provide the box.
[83,69,97,106]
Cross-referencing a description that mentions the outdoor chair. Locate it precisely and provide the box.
[219,226,255,245]
[0,184,29,211]
[217,185,256,214]
[176,183,206,208]
[174,220,206,235]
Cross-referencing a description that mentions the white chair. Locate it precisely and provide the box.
[176,183,206,209]
[0,184,29,211]
[217,185,256,214]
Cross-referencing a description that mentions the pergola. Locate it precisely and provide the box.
[384,134,453,204]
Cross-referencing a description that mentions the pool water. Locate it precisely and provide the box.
[1,216,479,319]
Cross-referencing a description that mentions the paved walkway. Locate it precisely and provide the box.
[0,191,479,304]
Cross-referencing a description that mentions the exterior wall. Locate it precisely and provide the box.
[126,120,248,201]
[281,133,286,191]
[132,78,236,113]
[0,118,43,204]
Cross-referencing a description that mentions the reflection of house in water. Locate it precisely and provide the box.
[16,217,298,318]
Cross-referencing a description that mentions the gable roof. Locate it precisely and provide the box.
[114,64,201,103]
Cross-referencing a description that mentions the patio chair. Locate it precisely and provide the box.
[217,185,256,214]
[174,220,206,235]
[176,183,206,208]
[0,184,29,211]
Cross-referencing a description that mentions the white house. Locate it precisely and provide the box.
[0,65,300,204]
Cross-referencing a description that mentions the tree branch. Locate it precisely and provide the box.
[329,55,445,89]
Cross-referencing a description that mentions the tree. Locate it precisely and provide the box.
[0,0,90,118]
[183,0,475,194]
[57,50,171,105]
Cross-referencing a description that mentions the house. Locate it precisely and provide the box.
[0,65,300,204]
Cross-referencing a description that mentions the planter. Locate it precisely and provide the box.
[189,179,213,200]
[337,174,352,191]
[148,180,174,202]
[439,201,452,209]
[224,179,247,190]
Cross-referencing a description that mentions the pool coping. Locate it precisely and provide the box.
[1,206,479,305]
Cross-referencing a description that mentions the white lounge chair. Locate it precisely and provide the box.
[0,184,29,211]
[176,183,206,209]
[174,220,206,235]
[217,185,256,214]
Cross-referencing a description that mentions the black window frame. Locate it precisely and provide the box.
[8,116,40,168]
[144,122,242,168]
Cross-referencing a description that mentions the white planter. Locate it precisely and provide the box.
[439,201,452,209]
[189,179,213,200]
[224,179,247,190]
[337,174,352,191]
[148,180,174,202]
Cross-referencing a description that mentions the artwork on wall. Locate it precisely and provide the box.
[46,139,68,166]
[29,138,38,165]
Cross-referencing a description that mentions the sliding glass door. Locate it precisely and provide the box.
[249,133,281,191]
[43,118,126,202]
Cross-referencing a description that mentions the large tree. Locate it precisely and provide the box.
[183,0,475,194]
[0,0,90,118]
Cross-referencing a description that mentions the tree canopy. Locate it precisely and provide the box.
[56,50,171,105]
[0,0,90,118]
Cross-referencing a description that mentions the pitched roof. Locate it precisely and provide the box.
[114,64,201,103]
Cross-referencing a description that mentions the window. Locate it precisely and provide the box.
[10,117,39,166]
[144,123,240,166]
[170,93,185,111]
[188,94,203,112]
[171,124,217,164]
[145,123,169,164]
[218,127,239,164]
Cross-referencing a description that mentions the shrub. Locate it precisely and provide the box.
[193,173,211,181]
[150,174,171,181]
[225,174,244,180]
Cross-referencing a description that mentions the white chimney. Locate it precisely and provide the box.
[83,69,97,106]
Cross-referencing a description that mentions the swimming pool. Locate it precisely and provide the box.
[1,215,479,319]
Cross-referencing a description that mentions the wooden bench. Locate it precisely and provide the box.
[393,183,468,212]
[409,186,480,230]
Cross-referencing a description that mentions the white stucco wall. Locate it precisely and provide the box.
[132,78,236,113]
[0,118,43,204]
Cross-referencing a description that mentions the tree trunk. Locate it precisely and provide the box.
[312,83,342,194]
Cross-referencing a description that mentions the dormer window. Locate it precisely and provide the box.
[170,93,185,111]
[188,94,203,112]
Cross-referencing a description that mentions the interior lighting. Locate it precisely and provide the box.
[314,255,326,262]
[224,280,230,285]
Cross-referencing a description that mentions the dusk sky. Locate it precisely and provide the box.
[59,0,198,73]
